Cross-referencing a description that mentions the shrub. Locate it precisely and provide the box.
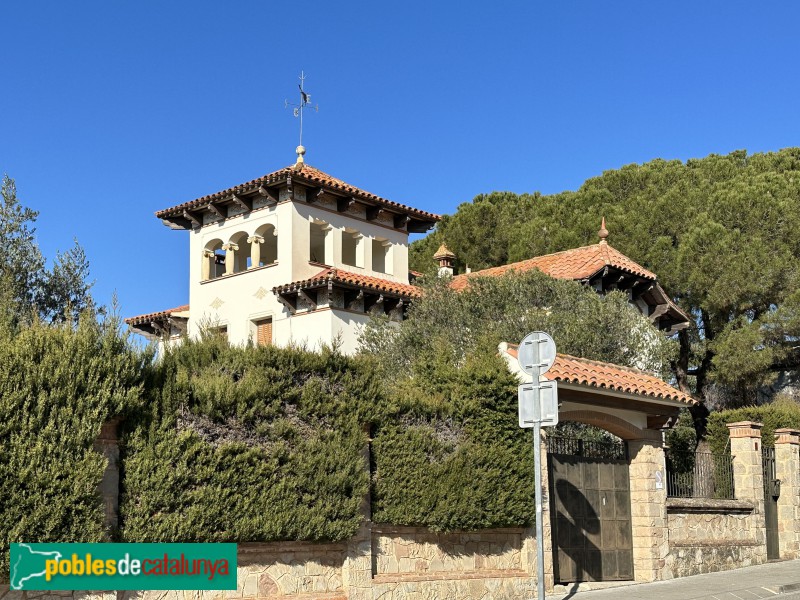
[706,394,800,454]
[0,313,146,577]
[120,338,380,543]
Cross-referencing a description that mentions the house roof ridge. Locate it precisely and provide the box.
[553,352,660,377]
[501,343,695,404]
[450,241,657,287]
[272,267,422,298]
[154,163,440,223]
[124,304,190,325]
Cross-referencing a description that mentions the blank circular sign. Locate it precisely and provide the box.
[517,331,556,376]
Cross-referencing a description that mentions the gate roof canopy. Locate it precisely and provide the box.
[499,342,696,437]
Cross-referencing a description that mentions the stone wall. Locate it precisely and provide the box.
[368,526,534,599]
[663,498,766,578]
[0,529,537,600]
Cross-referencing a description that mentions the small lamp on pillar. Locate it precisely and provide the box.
[433,243,456,277]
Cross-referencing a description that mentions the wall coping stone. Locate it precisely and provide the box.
[372,569,529,583]
[371,525,527,535]
[238,541,347,554]
[727,421,764,438]
[775,428,800,445]
[666,497,755,514]
[669,540,762,548]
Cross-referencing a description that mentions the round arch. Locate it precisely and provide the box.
[557,409,650,441]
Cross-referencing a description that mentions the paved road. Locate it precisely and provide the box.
[545,560,800,600]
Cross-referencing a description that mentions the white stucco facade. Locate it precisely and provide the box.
[181,177,415,354]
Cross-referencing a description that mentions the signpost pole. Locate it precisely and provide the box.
[516,331,559,600]
[534,422,545,600]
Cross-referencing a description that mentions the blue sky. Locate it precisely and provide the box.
[3,2,799,319]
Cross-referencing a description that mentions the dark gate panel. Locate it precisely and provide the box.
[548,439,633,583]
[762,446,780,560]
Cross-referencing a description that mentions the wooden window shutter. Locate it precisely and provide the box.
[256,318,272,346]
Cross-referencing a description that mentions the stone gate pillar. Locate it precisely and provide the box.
[774,428,800,559]
[342,425,373,600]
[727,421,767,562]
[93,419,120,534]
[628,431,668,583]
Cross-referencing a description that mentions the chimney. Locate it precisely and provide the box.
[433,243,456,277]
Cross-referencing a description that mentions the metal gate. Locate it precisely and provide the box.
[762,446,780,560]
[548,438,634,583]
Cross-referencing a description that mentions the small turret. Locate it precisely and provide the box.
[433,243,456,277]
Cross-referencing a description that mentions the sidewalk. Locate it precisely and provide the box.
[546,560,800,600]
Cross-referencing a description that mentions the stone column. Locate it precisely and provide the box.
[628,431,669,583]
[727,421,766,561]
[774,428,800,559]
[201,249,213,280]
[222,242,238,276]
[342,425,373,600]
[93,419,120,534]
[248,235,264,269]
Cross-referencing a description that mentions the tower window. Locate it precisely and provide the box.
[310,222,330,264]
[372,238,392,274]
[342,229,363,268]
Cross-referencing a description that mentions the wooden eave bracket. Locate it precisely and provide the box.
[407,219,434,234]
[393,214,410,229]
[276,292,297,314]
[233,193,254,211]
[366,206,386,221]
[207,203,225,219]
[149,320,167,337]
[365,293,385,313]
[183,210,202,229]
[345,289,364,310]
[338,196,356,212]
[648,414,676,430]
[297,289,318,310]
[168,317,188,334]
[649,303,670,322]
[161,217,191,230]
[257,186,278,205]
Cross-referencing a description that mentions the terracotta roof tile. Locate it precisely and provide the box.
[450,242,657,291]
[155,164,440,223]
[505,345,695,404]
[125,305,190,326]
[272,268,422,299]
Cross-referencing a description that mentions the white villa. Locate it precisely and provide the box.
[127,152,689,352]
[126,151,439,353]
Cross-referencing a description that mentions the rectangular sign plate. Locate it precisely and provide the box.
[518,381,559,427]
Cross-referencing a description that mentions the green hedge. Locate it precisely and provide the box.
[2,327,543,562]
[122,338,539,538]
[706,395,800,455]
[0,315,145,577]
[119,338,380,543]
[370,351,535,531]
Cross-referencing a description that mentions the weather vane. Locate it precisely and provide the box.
[285,71,318,169]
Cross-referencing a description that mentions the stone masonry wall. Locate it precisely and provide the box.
[663,498,765,579]
[0,529,536,600]
[368,526,534,600]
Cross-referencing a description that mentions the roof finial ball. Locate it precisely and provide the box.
[598,217,609,243]
[293,145,306,172]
